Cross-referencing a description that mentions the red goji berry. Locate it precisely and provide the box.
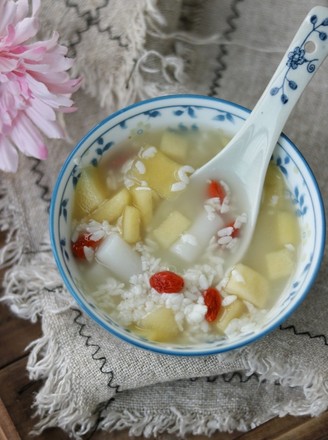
[203,287,222,322]
[71,233,102,260]
[227,221,240,238]
[207,180,226,201]
[149,271,184,293]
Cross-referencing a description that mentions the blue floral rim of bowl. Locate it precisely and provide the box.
[49,94,326,356]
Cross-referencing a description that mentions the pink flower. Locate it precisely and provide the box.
[0,0,81,172]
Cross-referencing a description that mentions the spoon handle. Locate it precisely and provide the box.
[246,5,328,143]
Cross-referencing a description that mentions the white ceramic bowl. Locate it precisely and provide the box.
[50,94,326,356]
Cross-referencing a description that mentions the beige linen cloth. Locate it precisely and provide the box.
[1,0,328,438]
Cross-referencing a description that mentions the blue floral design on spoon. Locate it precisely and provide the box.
[271,14,328,104]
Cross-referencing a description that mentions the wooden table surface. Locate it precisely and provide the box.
[1,230,327,440]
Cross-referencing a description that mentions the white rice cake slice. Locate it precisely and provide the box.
[170,209,224,263]
[95,233,142,282]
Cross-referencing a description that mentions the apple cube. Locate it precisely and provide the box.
[216,299,247,333]
[88,188,131,223]
[224,263,269,308]
[122,206,141,244]
[151,189,161,206]
[276,211,299,246]
[160,131,188,162]
[217,132,231,149]
[73,167,108,219]
[152,211,191,248]
[139,307,180,342]
[131,187,153,226]
[130,150,182,199]
[262,164,284,207]
[265,248,295,280]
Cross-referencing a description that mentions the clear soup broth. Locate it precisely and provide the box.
[70,126,300,344]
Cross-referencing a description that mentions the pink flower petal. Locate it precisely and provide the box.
[31,72,81,94]
[32,0,41,17]
[16,0,29,23]
[0,135,19,172]
[0,0,80,172]
[47,80,81,95]
[60,106,77,114]
[30,96,56,121]
[10,113,48,159]
[26,106,64,139]
[0,55,19,72]
[12,17,39,45]
[17,44,46,61]
[26,73,74,108]
[0,1,16,35]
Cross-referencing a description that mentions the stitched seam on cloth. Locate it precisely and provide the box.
[72,308,121,394]
[208,0,244,97]
[211,372,261,383]
[31,159,51,210]
[23,249,52,255]
[72,308,121,439]
[64,0,129,57]
[188,371,260,383]
[279,324,328,346]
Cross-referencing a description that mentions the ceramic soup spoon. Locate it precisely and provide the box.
[170,5,328,264]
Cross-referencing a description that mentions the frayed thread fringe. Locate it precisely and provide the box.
[1,250,71,322]
[98,407,256,438]
[241,349,328,418]
[72,0,225,113]
[2,2,328,437]
[1,244,87,438]
[26,333,97,438]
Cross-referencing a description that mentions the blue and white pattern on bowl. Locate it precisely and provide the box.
[50,94,326,356]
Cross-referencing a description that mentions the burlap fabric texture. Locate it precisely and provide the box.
[1,0,328,438]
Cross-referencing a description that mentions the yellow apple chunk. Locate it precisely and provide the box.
[262,164,284,207]
[88,188,131,223]
[130,150,182,199]
[216,299,247,333]
[224,263,269,308]
[160,131,188,162]
[276,211,299,246]
[265,248,295,280]
[217,132,231,149]
[152,210,191,248]
[122,206,141,244]
[73,167,108,219]
[138,307,180,342]
[130,187,153,227]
